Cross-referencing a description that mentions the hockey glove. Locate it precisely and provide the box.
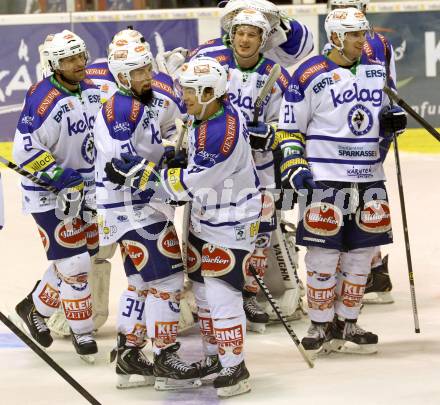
[105,153,160,195]
[41,167,84,218]
[281,157,316,195]
[163,146,188,169]
[247,121,275,151]
[379,105,407,137]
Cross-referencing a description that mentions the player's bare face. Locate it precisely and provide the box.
[233,25,262,59]
[343,30,367,60]
[58,52,87,82]
[181,87,202,116]
[129,65,153,97]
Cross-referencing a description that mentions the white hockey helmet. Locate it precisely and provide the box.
[328,0,369,11]
[45,30,87,71]
[108,27,149,55]
[325,8,370,51]
[230,9,271,50]
[108,42,154,91]
[178,57,227,105]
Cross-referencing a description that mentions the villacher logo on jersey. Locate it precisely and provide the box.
[330,83,382,107]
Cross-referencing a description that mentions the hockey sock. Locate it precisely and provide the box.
[32,263,61,317]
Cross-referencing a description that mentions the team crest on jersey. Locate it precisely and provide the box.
[157,226,181,259]
[356,200,391,233]
[81,133,95,165]
[54,219,87,249]
[347,104,373,136]
[202,245,236,277]
[303,202,342,237]
[186,242,201,273]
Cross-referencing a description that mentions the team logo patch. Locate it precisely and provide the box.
[38,225,50,252]
[187,242,201,274]
[340,280,365,308]
[62,295,92,320]
[54,219,87,249]
[38,283,60,309]
[157,226,181,260]
[307,285,336,310]
[154,321,178,346]
[215,325,244,354]
[201,245,236,277]
[121,240,149,271]
[234,224,246,241]
[347,104,373,136]
[356,200,391,233]
[84,222,99,251]
[255,233,270,248]
[303,203,342,237]
[261,192,275,221]
[81,133,95,165]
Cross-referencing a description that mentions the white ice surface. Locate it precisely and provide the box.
[0,153,439,405]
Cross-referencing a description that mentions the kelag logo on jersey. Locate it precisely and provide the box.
[331,83,382,107]
[347,104,373,136]
[228,89,269,118]
[67,112,95,137]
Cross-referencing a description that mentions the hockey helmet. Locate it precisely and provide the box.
[45,30,88,71]
[230,9,271,50]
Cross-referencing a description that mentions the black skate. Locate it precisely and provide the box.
[110,334,155,389]
[153,342,201,391]
[15,290,53,348]
[71,329,98,364]
[363,255,394,304]
[213,360,251,398]
[191,354,222,382]
[330,318,378,354]
[301,321,332,357]
[243,291,269,334]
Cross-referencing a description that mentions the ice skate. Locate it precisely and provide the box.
[110,334,155,389]
[71,329,98,364]
[15,293,53,348]
[153,342,202,391]
[243,291,269,333]
[330,318,378,355]
[191,354,222,383]
[363,255,394,304]
[301,321,333,358]
[213,361,251,398]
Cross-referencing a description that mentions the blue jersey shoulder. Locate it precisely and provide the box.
[188,37,225,59]
[200,48,233,69]
[280,19,313,57]
[86,61,115,83]
[17,78,68,133]
[102,92,144,141]
[151,72,185,113]
[259,59,290,92]
[362,32,392,66]
[193,104,240,168]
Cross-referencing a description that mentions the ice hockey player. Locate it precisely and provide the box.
[190,9,291,333]
[94,41,199,390]
[327,0,395,305]
[105,56,262,398]
[277,8,407,355]
[13,30,100,360]
[190,0,314,69]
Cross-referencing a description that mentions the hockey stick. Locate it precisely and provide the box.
[252,63,281,124]
[383,86,440,143]
[383,58,420,333]
[247,265,314,368]
[0,311,101,405]
[0,155,58,194]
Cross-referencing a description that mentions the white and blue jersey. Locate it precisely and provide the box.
[13,77,101,213]
[278,54,390,183]
[86,62,184,141]
[188,19,314,69]
[160,103,262,252]
[94,91,175,245]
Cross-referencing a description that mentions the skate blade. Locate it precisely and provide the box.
[247,321,266,334]
[116,374,155,389]
[362,291,394,305]
[154,377,202,391]
[329,339,378,355]
[8,313,48,351]
[217,378,251,398]
[306,342,333,360]
[79,354,96,364]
